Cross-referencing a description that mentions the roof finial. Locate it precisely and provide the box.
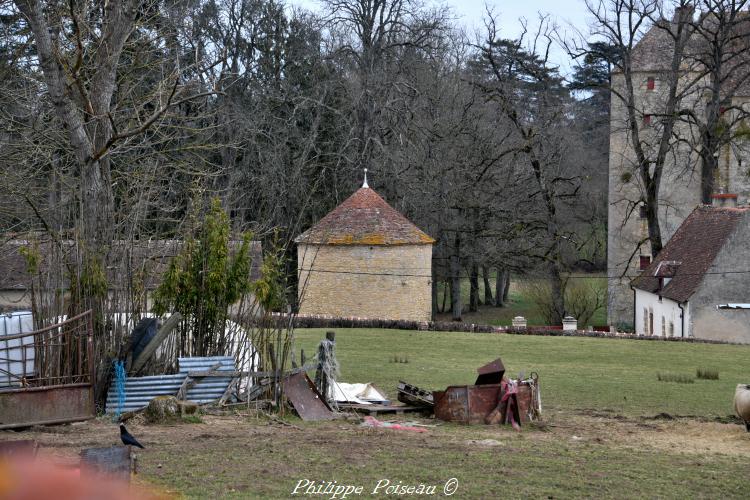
[362,168,369,188]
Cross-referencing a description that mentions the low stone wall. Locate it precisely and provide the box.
[288,314,744,345]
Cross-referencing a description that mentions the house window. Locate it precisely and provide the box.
[661,316,666,336]
[643,114,652,125]
[643,308,649,334]
[669,321,674,337]
[639,255,651,270]
[649,310,654,336]
[639,205,648,219]
[647,77,655,90]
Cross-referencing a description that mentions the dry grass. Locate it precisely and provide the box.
[3,410,749,499]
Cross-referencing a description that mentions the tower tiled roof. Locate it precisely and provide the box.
[631,206,749,302]
[295,187,434,245]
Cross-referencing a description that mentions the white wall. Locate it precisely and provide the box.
[634,289,690,337]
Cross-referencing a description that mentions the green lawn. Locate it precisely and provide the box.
[133,328,750,498]
[297,328,750,418]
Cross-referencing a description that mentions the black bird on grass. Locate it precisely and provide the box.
[120,424,145,449]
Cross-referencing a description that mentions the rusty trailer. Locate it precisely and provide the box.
[433,358,540,425]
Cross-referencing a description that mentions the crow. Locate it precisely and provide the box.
[119,424,145,449]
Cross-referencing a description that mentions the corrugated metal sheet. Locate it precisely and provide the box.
[0,312,35,388]
[106,356,235,413]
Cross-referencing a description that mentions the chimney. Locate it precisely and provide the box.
[711,193,738,208]
[672,5,695,23]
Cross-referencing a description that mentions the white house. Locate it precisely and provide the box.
[631,205,750,343]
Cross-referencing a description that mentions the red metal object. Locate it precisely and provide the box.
[0,311,95,429]
[475,358,505,385]
[282,371,336,421]
[433,357,537,425]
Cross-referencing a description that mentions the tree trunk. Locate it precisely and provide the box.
[450,233,462,321]
[549,263,565,325]
[700,148,718,204]
[494,267,504,307]
[469,261,479,312]
[494,267,506,307]
[482,265,493,305]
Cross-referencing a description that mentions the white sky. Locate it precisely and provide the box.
[289,0,592,74]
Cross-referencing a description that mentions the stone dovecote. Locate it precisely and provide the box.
[296,184,434,321]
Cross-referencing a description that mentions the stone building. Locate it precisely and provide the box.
[607,11,750,328]
[296,178,435,321]
[631,206,750,343]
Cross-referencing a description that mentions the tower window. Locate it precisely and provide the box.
[639,205,648,219]
[643,114,652,125]
[647,77,655,90]
[639,255,651,270]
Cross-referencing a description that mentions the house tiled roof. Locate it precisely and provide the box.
[295,187,435,246]
[631,206,749,302]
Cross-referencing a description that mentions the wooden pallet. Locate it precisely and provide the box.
[338,403,432,416]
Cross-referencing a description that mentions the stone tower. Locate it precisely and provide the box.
[296,178,435,321]
[607,15,750,328]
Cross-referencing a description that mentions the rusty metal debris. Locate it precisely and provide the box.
[397,381,434,408]
[283,371,336,421]
[0,311,95,429]
[433,357,541,426]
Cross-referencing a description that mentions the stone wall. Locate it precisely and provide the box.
[297,243,432,321]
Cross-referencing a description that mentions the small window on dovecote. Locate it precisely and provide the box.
[643,114,652,126]
[639,205,648,219]
[647,77,655,90]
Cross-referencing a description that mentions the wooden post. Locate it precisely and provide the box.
[315,332,336,402]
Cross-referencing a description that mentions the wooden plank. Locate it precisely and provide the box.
[175,376,194,400]
[218,378,238,406]
[130,313,182,375]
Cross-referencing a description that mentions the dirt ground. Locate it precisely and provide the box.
[2,409,749,498]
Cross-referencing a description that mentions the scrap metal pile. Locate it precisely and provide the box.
[432,358,541,427]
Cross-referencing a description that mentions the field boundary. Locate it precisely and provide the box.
[286,314,746,345]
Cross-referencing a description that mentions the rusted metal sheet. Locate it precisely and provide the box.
[433,384,501,424]
[283,371,335,421]
[0,311,95,429]
[81,446,131,482]
[0,384,94,429]
[475,358,505,385]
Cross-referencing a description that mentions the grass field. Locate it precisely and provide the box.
[296,328,749,417]
[5,330,750,499]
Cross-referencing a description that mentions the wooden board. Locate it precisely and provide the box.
[338,403,431,416]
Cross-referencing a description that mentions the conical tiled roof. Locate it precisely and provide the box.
[295,187,435,245]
